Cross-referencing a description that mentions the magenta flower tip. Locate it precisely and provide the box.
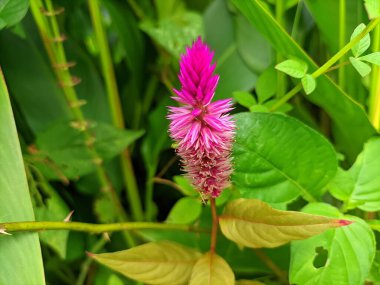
[168,37,235,199]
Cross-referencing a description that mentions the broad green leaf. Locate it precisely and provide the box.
[351,23,371,57]
[360,52,380,65]
[275,59,308,78]
[365,0,380,19]
[90,241,201,285]
[301,74,316,95]
[189,252,235,285]
[219,199,347,248]
[233,91,256,108]
[166,197,202,224]
[233,112,337,203]
[35,122,144,179]
[0,68,45,284]
[290,203,375,285]
[204,0,257,100]
[34,183,70,259]
[232,0,376,162]
[349,56,372,77]
[0,0,28,30]
[255,66,277,103]
[329,137,380,211]
[140,12,203,58]
[368,251,380,284]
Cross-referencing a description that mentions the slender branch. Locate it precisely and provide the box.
[338,0,346,89]
[210,198,218,253]
[0,221,207,234]
[253,249,289,285]
[88,0,143,221]
[153,177,186,193]
[270,17,380,112]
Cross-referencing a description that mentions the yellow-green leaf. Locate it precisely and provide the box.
[189,252,235,285]
[219,199,350,248]
[90,241,201,285]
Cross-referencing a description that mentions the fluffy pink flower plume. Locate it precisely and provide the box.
[168,38,235,199]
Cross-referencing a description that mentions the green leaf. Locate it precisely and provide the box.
[35,122,144,179]
[189,252,235,285]
[365,0,380,19]
[290,203,375,285]
[275,59,308,78]
[219,199,347,248]
[351,23,371,57]
[0,0,28,30]
[90,241,201,285]
[349,56,372,77]
[233,112,337,203]
[140,12,203,58]
[233,91,256,108]
[301,74,317,95]
[167,197,202,224]
[329,137,380,211]
[0,69,45,284]
[360,52,380,65]
[255,66,277,103]
[231,0,376,162]
[34,184,70,259]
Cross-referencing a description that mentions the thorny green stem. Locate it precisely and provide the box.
[270,17,380,112]
[88,0,143,221]
[30,0,135,246]
[0,221,206,234]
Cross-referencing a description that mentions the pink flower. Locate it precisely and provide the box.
[168,38,235,199]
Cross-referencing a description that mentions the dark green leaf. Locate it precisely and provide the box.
[0,0,28,30]
[233,112,337,203]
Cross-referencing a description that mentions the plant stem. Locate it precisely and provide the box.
[153,177,186,194]
[1,221,205,234]
[338,0,346,89]
[210,198,218,253]
[276,0,286,98]
[30,0,135,246]
[369,26,380,131]
[270,17,380,111]
[253,249,288,284]
[88,0,143,221]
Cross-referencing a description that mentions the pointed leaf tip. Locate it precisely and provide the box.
[334,219,353,227]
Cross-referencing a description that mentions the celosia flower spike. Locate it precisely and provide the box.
[168,37,235,199]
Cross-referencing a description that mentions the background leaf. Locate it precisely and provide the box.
[233,112,337,203]
[219,199,346,248]
[0,0,28,30]
[190,252,235,285]
[0,68,45,284]
[329,137,380,211]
